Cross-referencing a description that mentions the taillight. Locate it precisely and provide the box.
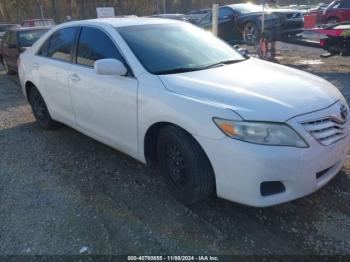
[320,39,326,47]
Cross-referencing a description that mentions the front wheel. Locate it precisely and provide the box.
[28,87,61,130]
[157,125,215,205]
[242,22,260,45]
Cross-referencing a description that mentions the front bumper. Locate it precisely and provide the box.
[196,102,350,207]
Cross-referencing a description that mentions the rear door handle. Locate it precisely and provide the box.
[33,63,40,69]
[69,74,81,83]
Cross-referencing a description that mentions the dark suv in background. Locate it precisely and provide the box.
[196,3,304,44]
[0,24,20,44]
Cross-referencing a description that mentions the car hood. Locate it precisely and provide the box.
[159,58,344,122]
[272,8,302,13]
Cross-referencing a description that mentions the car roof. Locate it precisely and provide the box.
[62,17,181,28]
[0,23,20,26]
[11,26,51,32]
[23,19,54,21]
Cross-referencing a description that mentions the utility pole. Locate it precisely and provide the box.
[212,4,219,36]
[39,5,45,20]
[156,0,160,14]
[16,0,19,24]
[163,0,166,14]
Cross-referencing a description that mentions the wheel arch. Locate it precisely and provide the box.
[25,80,36,99]
[143,121,214,173]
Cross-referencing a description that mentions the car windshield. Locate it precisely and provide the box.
[117,23,245,75]
[18,29,48,47]
[231,4,264,14]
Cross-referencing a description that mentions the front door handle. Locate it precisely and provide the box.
[69,74,81,83]
[33,63,40,69]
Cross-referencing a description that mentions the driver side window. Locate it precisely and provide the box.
[76,27,125,68]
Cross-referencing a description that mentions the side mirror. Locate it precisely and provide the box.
[94,58,127,76]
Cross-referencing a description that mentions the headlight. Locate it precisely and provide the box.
[213,118,308,148]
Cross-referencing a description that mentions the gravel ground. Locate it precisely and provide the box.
[0,44,349,256]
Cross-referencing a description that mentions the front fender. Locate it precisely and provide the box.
[137,74,241,162]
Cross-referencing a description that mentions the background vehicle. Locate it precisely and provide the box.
[196,3,304,44]
[309,0,350,24]
[320,0,350,24]
[22,19,55,27]
[0,27,49,74]
[318,22,350,55]
[186,9,211,24]
[151,14,188,22]
[0,23,20,44]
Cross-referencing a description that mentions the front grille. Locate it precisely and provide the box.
[316,164,335,179]
[301,116,347,146]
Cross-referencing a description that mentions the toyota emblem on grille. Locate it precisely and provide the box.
[340,105,348,120]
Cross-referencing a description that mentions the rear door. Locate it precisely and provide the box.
[68,26,138,157]
[33,26,79,125]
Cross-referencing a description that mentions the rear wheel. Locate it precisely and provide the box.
[28,87,60,130]
[157,125,215,205]
[243,22,260,45]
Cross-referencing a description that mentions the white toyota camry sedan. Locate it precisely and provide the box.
[18,18,350,207]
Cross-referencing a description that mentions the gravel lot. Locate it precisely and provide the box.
[0,43,349,256]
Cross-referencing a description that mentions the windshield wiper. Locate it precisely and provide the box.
[154,59,245,75]
[154,67,203,75]
[204,59,245,69]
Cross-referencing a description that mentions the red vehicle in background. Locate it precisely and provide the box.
[310,0,350,24]
[21,19,55,27]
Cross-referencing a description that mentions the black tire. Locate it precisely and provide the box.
[28,87,60,130]
[157,125,215,205]
[242,21,260,45]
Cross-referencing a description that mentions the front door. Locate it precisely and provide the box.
[69,26,138,157]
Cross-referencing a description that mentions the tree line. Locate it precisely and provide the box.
[0,0,328,24]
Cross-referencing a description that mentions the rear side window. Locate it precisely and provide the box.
[47,27,78,62]
[76,27,124,67]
